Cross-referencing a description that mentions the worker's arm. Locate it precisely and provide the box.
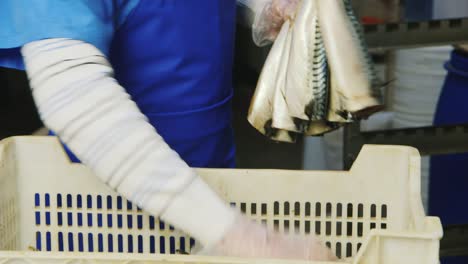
[21,38,237,249]
[21,38,336,260]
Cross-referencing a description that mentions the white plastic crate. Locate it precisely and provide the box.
[0,136,442,263]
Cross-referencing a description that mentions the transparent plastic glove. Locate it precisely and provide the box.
[252,0,300,47]
[206,216,338,261]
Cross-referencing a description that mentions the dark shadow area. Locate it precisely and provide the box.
[0,67,43,139]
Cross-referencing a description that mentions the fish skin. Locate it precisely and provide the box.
[306,120,341,136]
[342,0,384,105]
[283,0,317,121]
[342,0,379,86]
[309,21,329,121]
[248,20,298,142]
[272,20,303,133]
[248,0,383,142]
[274,129,298,142]
[317,0,382,119]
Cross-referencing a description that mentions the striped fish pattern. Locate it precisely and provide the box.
[342,0,382,97]
[248,0,383,142]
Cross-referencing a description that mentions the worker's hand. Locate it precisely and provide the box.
[252,0,300,47]
[207,216,338,261]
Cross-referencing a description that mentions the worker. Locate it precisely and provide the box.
[429,44,468,264]
[0,0,336,260]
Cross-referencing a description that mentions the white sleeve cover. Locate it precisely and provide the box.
[21,38,237,249]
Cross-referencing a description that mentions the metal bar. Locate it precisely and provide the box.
[343,123,468,168]
[237,2,468,50]
[235,12,468,72]
[364,18,468,51]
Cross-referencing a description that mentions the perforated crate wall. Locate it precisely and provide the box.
[33,193,194,254]
[33,191,389,259]
[0,195,17,251]
[231,201,388,259]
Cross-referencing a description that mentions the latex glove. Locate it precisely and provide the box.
[252,0,300,47]
[207,216,338,261]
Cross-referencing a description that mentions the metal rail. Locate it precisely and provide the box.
[343,123,468,169]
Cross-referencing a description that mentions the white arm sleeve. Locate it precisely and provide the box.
[21,38,237,249]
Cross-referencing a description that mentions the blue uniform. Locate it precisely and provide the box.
[0,0,237,168]
[429,50,468,264]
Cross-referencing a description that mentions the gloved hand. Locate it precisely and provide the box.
[206,216,338,261]
[252,0,300,47]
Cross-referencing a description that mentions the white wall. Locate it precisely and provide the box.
[433,0,468,19]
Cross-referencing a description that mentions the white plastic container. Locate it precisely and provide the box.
[393,47,450,127]
[0,137,442,263]
[392,46,452,211]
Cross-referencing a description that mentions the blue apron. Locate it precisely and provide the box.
[429,50,468,264]
[51,0,237,168]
